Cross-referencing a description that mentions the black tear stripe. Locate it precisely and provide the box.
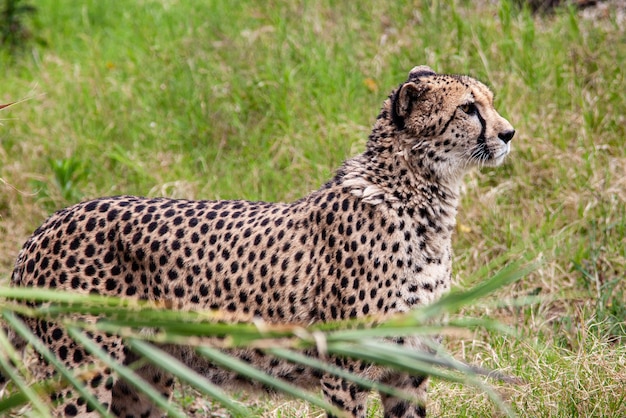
[438,109,456,136]
[475,107,487,144]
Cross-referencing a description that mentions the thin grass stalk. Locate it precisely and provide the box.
[362,341,516,416]
[330,340,516,417]
[2,310,113,417]
[403,261,538,324]
[196,346,346,417]
[266,347,413,401]
[0,378,64,415]
[125,338,251,417]
[420,341,518,416]
[0,328,51,417]
[66,327,187,418]
[329,342,465,383]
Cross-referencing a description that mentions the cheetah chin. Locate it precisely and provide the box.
[8,65,513,417]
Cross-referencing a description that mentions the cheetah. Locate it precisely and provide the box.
[8,66,514,417]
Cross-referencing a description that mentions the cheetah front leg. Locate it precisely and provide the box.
[321,374,370,418]
[110,352,175,418]
[24,319,118,417]
[379,373,428,418]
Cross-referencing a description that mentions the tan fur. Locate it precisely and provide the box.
[8,66,514,417]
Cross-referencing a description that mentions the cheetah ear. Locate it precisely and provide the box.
[408,65,436,82]
[392,82,430,129]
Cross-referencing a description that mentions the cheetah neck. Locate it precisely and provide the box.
[340,103,463,212]
[341,154,459,204]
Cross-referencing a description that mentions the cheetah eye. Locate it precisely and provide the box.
[459,103,477,115]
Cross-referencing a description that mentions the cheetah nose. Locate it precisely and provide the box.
[498,129,515,144]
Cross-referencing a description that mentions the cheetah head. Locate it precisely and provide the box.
[391,66,515,181]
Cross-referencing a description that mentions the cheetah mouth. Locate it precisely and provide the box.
[498,141,512,158]
[486,147,510,166]
[468,141,510,167]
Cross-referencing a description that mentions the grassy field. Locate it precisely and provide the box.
[1,0,625,416]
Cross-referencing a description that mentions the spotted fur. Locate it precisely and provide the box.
[8,66,514,417]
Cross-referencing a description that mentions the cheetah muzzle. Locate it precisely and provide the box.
[9,66,514,417]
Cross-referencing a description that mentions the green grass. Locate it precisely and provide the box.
[1,0,625,416]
